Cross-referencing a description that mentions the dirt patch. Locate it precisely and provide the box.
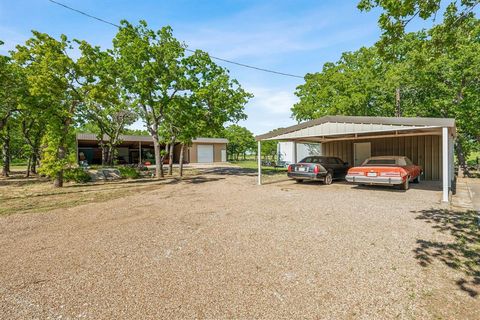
[0,168,478,319]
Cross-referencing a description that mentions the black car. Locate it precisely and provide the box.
[287,156,350,185]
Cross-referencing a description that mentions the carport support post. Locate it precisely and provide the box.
[442,127,449,203]
[293,141,297,163]
[257,141,262,185]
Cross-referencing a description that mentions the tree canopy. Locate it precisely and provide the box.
[0,21,252,185]
[293,15,480,160]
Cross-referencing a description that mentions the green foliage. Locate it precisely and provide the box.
[38,129,76,179]
[113,20,251,177]
[293,17,480,158]
[224,124,255,160]
[118,166,140,179]
[64,167,92,183]
[123,129,150,136]
[357,0,478,57]
[261,140,278,160]
[293,46,394,120]
[77,42,137,165]
[13,32,84,186]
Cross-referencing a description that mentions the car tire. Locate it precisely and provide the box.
[400,177,409,190]
[323,172,333,185]
[413,175,420,183]
[296,179,303,183]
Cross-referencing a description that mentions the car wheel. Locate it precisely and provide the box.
[323,172,333,185]
[401,177,409,190]
[296,179,303,183]
[413,175,420,183]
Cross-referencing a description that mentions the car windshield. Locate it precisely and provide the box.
[363,159,397,166]
[300,157,326,164]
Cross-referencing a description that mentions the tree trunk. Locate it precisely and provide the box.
[26,156,31,178]
[395,87,401,117]
[455,139,469,177]
[100,142,107,166]
[107,145,115,166]
[1,130,10,177]
[161,144,169,178]
[153,138,162,179]
[168,142,174,175]
[179,143,185,177]
[31,151,38,174]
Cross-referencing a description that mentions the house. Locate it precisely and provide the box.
[256,116,456,202]
[76,133,228,164]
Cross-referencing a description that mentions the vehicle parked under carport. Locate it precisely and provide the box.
[287,156,350,185]
[346,156,422,190]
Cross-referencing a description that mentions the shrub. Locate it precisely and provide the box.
[118,166,140,179]
[64,167,92,183]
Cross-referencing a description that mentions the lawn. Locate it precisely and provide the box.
[229,160,287,174]
[0,166,200,216]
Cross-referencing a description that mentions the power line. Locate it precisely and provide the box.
[48,0,120,28]
[47,0,304,79]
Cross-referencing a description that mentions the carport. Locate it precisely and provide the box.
[255,116,456,202]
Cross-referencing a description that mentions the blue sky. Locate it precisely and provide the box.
[0,0,386,134]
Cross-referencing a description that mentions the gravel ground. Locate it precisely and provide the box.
[0,167,478,319]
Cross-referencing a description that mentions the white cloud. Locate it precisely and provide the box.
[246,85,298,116]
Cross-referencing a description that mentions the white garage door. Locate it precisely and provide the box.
[197,144,214,163]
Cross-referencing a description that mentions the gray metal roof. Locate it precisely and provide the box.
[256,116,455,141]
[76,133,228,144]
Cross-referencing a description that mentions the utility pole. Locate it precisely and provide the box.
[395,87,401,117]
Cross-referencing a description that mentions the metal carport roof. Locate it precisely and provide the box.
[255,116,456,203]
[255,116,455,141]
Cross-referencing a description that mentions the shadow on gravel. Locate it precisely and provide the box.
[202,167,285,176]
[352,181,442,193]
[166,176,225,185]
[413,209,480,297]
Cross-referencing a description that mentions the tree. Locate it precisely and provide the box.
[357,0,479,57]
[358,0,480,167]
[78,42,137,166]
[113,21,251,177]
[167,50,251,173]
[224,125,255,160]
[293,17,480,167]
[123,128,150,136]
[260,140,277,161]
[18,96,46,176]
[293,46,395,121]
[14,32,85,187]
[113,21,187,178]
[0,42,27,176]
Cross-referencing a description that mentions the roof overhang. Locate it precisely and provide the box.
[76,133,228,144]
[256,116,456,142]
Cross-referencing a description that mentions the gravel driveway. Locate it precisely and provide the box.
[0,167,478,319]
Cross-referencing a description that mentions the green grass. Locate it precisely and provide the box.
[467,151,480,166]
[230,160,287,175]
